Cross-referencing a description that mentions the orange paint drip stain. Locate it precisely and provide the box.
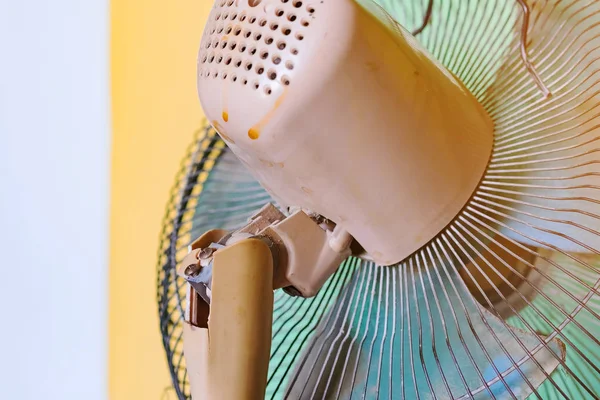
[248,128,260,140]
[222,111,229,122]
[247,88,288,141]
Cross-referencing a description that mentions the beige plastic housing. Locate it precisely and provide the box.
[197,0,493,265]
[261,209,352,296]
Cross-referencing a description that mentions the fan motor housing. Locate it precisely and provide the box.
[197,0,493,265]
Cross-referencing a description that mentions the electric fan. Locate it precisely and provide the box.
[157,0,600,398]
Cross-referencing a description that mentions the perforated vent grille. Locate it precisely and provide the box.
[198,0,317,95]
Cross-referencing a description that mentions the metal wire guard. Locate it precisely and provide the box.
[157,1,600,398]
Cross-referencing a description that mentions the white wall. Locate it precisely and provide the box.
[0,1,110,399]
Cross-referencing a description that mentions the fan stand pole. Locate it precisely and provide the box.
[184,238,274,400]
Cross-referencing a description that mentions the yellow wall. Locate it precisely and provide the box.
[110,1,211,398]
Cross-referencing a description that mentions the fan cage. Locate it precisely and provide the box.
[157,0,600,398]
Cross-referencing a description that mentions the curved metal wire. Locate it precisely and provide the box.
[157,0,600,398]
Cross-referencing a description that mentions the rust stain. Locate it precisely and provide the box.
[259,158,274,167]
[212,120,235,144]
[247,88,289,141]
[222,111,229,122]
[259,158,283,168]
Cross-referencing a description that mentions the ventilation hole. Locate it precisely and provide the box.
[270,23,279,30]
[245,62,253,71]
[227,0,234,5]
[249,47,257,55]
[277,41,286,50]
[254,33,262,40]
[296,33,304,40]
[307,6,315,13]
[217,55,223,63]
[267,69,277,80]
[256,66,264,74]
[240,14,247,21]
[259,19,267,27]
[282,75,290,85]
[216,13,221,20]
[239,44,247,52]
[217,26,224,33]
[243,78,248,85]
[209,54,215,63]
[222,72,228,79]
[229,42,237,50]
[244,30,251,38]
[264,85,272,95]
[223,12,229,19]
[272,55,281,64]
[286,60,294,69]
[287,14,296,21]
[220,0,225,5]
[234,27,242,36]
[226,26,232,34]
[265,37,274,44]
[291,48,298,55]
[282,0,289,3]
[253,81,259,89]
[276,9,284,17]
[282,27,291,35]
[205,41,211,49]
[221,41,228,49]
[231,12,238,19]
[213,41,219,48]
[301,19,309,27]
[248,0,262,7]
[235,59,242,67]
[205,70,210,77]
[293,1,302,7]
[211,28,215,34]
[249,16,256,23]
[232,74,237,82]
[225,56,232,65]
[260,50,268,59]
[202,55,207,63]
[213,71,218,77]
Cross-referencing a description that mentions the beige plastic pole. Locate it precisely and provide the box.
[183,323,210,399]
[184,238,274,399]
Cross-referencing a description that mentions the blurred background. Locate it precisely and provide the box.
[0,1,211,398]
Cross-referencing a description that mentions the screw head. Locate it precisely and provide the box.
[185,263,202,278]
[198,247,216,260]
